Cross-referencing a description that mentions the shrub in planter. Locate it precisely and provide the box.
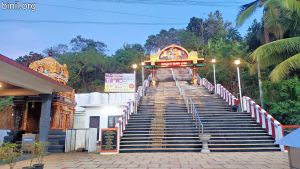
[0,143,21,169]
[32,142,47,169]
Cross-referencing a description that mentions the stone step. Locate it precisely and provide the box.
[120,139,275,144]
[122,133,270,137]
[124,127,263,131]
[119,147,280,153]
[121,135,275,141]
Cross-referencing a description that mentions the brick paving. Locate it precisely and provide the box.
[1,152,289,169]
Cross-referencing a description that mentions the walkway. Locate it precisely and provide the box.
[1,152,289,169]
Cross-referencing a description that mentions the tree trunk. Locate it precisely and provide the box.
[257,29,270,109]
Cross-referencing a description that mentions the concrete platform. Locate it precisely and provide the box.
[1,152,289,169]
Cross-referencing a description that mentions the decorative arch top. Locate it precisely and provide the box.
[158,44,189,61]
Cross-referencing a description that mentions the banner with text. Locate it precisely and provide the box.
[105,73,135,93]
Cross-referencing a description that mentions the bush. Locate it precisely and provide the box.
[0,143,21,169]
[263,78,300,125]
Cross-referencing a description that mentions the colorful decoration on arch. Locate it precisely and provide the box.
[144,44,204,68]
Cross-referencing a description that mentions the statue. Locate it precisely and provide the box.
[29,57,69,84]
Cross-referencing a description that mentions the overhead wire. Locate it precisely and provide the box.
[0,19,187,25]
[37,3,184,21]
[81,0,245,7]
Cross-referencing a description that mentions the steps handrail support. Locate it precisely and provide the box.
[198,74,285,151]
[114,77,150,153]
[189,98,204,135]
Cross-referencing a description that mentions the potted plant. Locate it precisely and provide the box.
[32,142,46,169]
[0,143,21,169]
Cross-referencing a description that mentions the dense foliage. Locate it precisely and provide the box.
[13,8,300,125]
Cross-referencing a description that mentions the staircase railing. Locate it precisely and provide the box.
[114,75,151,152]
[197,74,285,151]
[189,98,204,135]
[172,69,204,135]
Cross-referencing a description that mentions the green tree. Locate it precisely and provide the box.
[244,20,263,52]
[263,78,300,124]
[43,44,69,58]
[144,28,183,53]
[70,35,107,54]
[15,52,44,67]
[58,49,108,92]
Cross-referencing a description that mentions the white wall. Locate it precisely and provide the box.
[74,92,134,130]
[74,105,126,129]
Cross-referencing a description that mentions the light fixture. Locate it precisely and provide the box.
[141,62,145,66]
[31,101,35,109]
[132,64,137,69]
[0,82,2,88]
[212,59,216,63]
[234,59,241,65]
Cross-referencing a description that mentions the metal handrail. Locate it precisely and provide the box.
[171,69,204,135]
[189,97,204,135]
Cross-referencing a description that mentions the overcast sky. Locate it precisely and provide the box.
[0,0,263,59]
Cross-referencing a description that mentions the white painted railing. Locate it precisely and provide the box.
[197,75,284,151]
[242,96,284,151]
[65,128,98,153]
[114,76,151,152]
[0,130,10,145]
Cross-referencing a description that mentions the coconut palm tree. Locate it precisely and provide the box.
[237,0,300,107]
[250,37,300,82]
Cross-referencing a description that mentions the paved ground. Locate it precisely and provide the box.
[1,152,289,169]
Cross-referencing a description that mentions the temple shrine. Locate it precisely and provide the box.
[13,57,76,132]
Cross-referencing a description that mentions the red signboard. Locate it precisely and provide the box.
[156,60,193,67]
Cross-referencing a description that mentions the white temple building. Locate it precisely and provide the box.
[74,92,134,130]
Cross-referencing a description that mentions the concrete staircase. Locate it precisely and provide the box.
[119,75,280,152]
[48,130,66,153]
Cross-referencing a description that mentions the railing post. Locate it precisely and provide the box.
[266,115,273,135]
[261,109,266,129]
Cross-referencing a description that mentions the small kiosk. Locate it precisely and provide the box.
[276,128,300,169]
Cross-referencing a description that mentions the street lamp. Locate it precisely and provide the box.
[234,59,243,111]
[132,63,138,113]
[141,62,145,96]
[132,64,137,92]
[211,59,216,94]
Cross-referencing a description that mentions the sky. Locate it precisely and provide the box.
[0,0,263,59]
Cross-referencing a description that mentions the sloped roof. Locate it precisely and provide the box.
[276,128,300,148]
[0,54,73,95]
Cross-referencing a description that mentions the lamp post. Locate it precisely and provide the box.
[132,64,137,92]
[234,59,243,111]
[212,59,216,94]
[141,62,145,96]
[132,63,138,113]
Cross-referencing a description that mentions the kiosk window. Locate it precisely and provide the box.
[108,116,120,128]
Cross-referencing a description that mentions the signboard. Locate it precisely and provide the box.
[100,128,118,154]
[156,60,194,68]
[105,73,135,93]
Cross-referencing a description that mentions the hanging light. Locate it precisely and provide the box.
[31,101,35,109]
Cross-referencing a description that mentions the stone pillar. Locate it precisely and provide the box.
[39,94,52,151]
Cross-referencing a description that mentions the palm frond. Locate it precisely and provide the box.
[263,2,284,39]
[270,53,300,81]
[250,37,300,68]
[236,0,261,26]
[280,0,300,16]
